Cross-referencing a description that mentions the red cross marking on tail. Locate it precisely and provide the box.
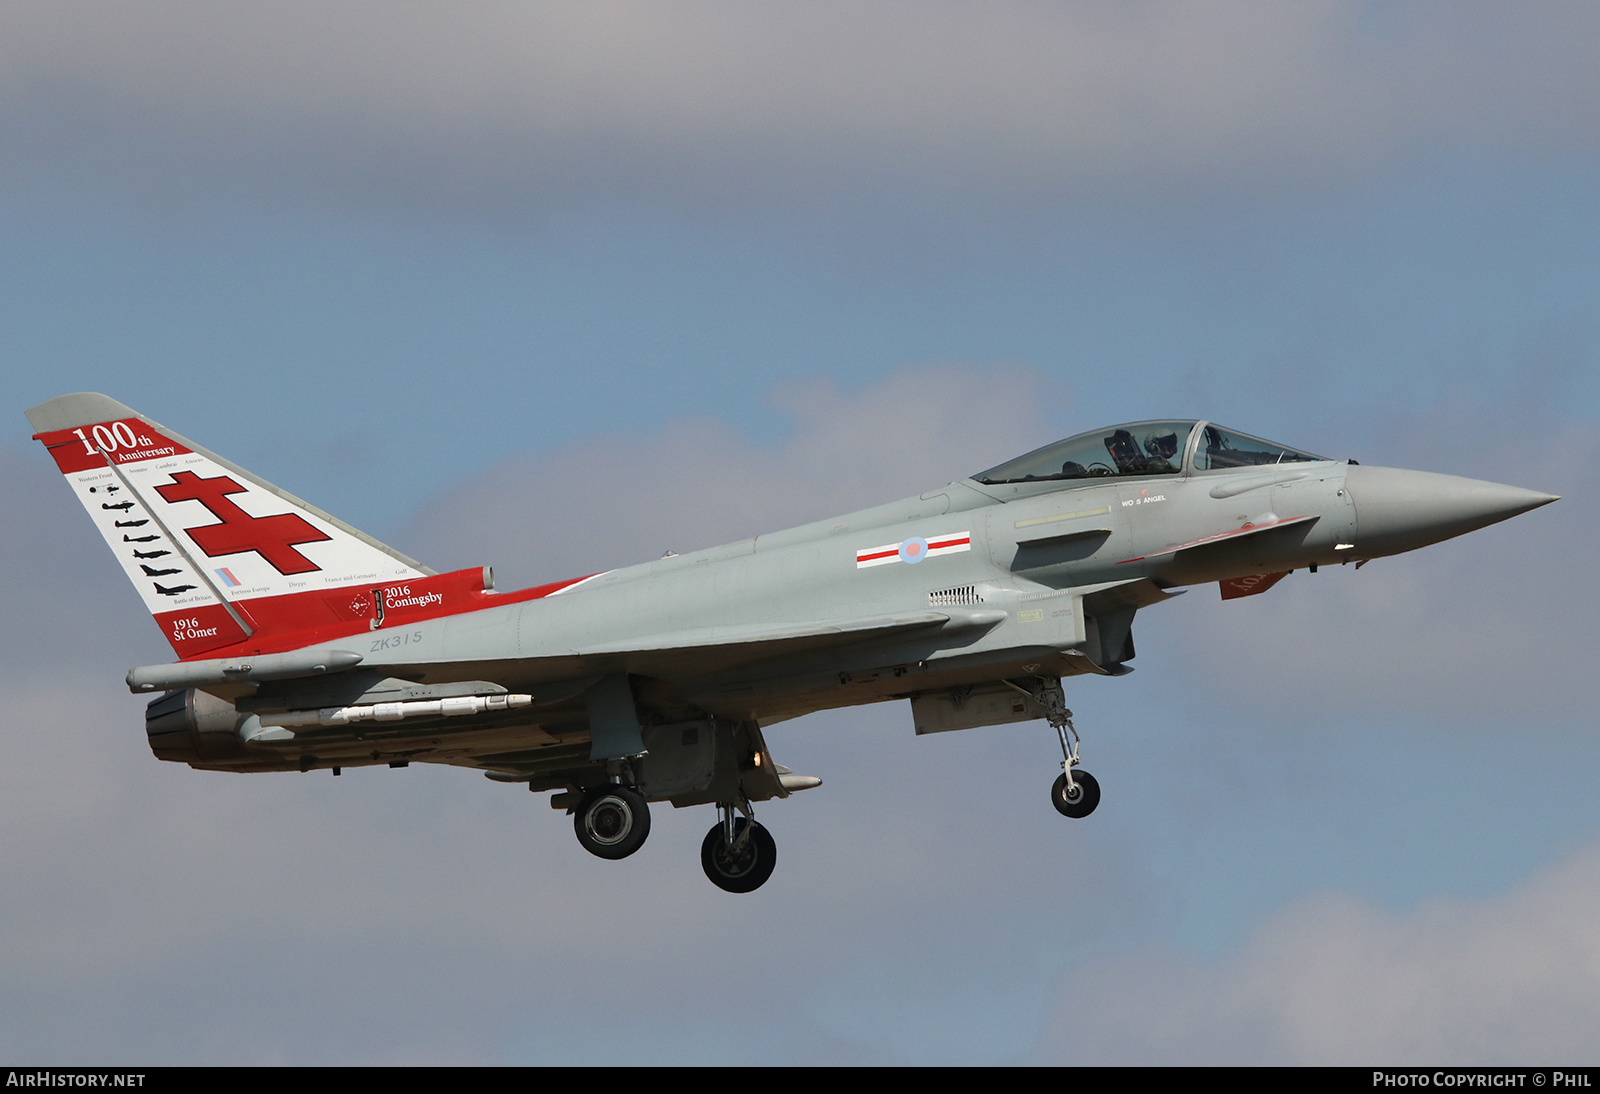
[155,471,331,575]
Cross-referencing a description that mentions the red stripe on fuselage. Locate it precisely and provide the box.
[859,534,970,563]
[176,570,599,660]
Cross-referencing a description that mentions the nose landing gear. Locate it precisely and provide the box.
[1007,676,1101,819]
[1045,703,1099,818]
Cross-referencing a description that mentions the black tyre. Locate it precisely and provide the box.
[701,818,777,893]
[574,785,651,859]
[1051,770,1101,818]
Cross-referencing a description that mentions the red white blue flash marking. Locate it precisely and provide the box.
[856,531,971,568]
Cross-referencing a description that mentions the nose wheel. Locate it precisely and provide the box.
[1007,675,1103,820]
[1051,770,1100,818]
[574,784,651,859]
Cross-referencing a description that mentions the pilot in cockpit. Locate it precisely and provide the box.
[1142,429,1179,464]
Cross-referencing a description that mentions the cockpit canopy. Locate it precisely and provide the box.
[972,421,1326,485]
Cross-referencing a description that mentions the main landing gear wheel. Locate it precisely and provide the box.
[701,818,777,893]
[574,785,651,859]
[1051,770,1100,818]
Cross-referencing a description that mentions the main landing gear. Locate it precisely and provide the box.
[700,800,776,894]
[574,784,652,859]
[569,786,778,893]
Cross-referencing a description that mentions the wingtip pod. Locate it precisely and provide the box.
[27,393,434,659]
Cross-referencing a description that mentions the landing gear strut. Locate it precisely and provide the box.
[1008,676,1101,819]
[574,784,652,859]
[701,799,776,893]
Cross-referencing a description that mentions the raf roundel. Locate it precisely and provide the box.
[898,537,929,564]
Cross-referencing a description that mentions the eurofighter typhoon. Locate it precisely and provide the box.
[27,394,1556,892]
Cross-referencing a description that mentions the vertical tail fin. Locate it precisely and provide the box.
[27,393,432,659]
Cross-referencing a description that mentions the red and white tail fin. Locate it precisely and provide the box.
[27,393,431,659]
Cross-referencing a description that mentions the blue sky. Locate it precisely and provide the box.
[1,2,1596,1064]
[7,158,1597,531]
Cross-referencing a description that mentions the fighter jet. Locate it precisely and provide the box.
[27,393,1556,893]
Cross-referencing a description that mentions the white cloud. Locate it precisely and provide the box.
[1042,838,1600,1064]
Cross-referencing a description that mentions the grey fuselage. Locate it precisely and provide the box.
[151,420,1555,792]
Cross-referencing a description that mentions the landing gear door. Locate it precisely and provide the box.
[911,683,1037,735]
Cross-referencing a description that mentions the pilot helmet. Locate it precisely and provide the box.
[1143,431,1179,460]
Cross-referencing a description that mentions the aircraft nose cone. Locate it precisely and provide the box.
[1345,465,1558,557]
